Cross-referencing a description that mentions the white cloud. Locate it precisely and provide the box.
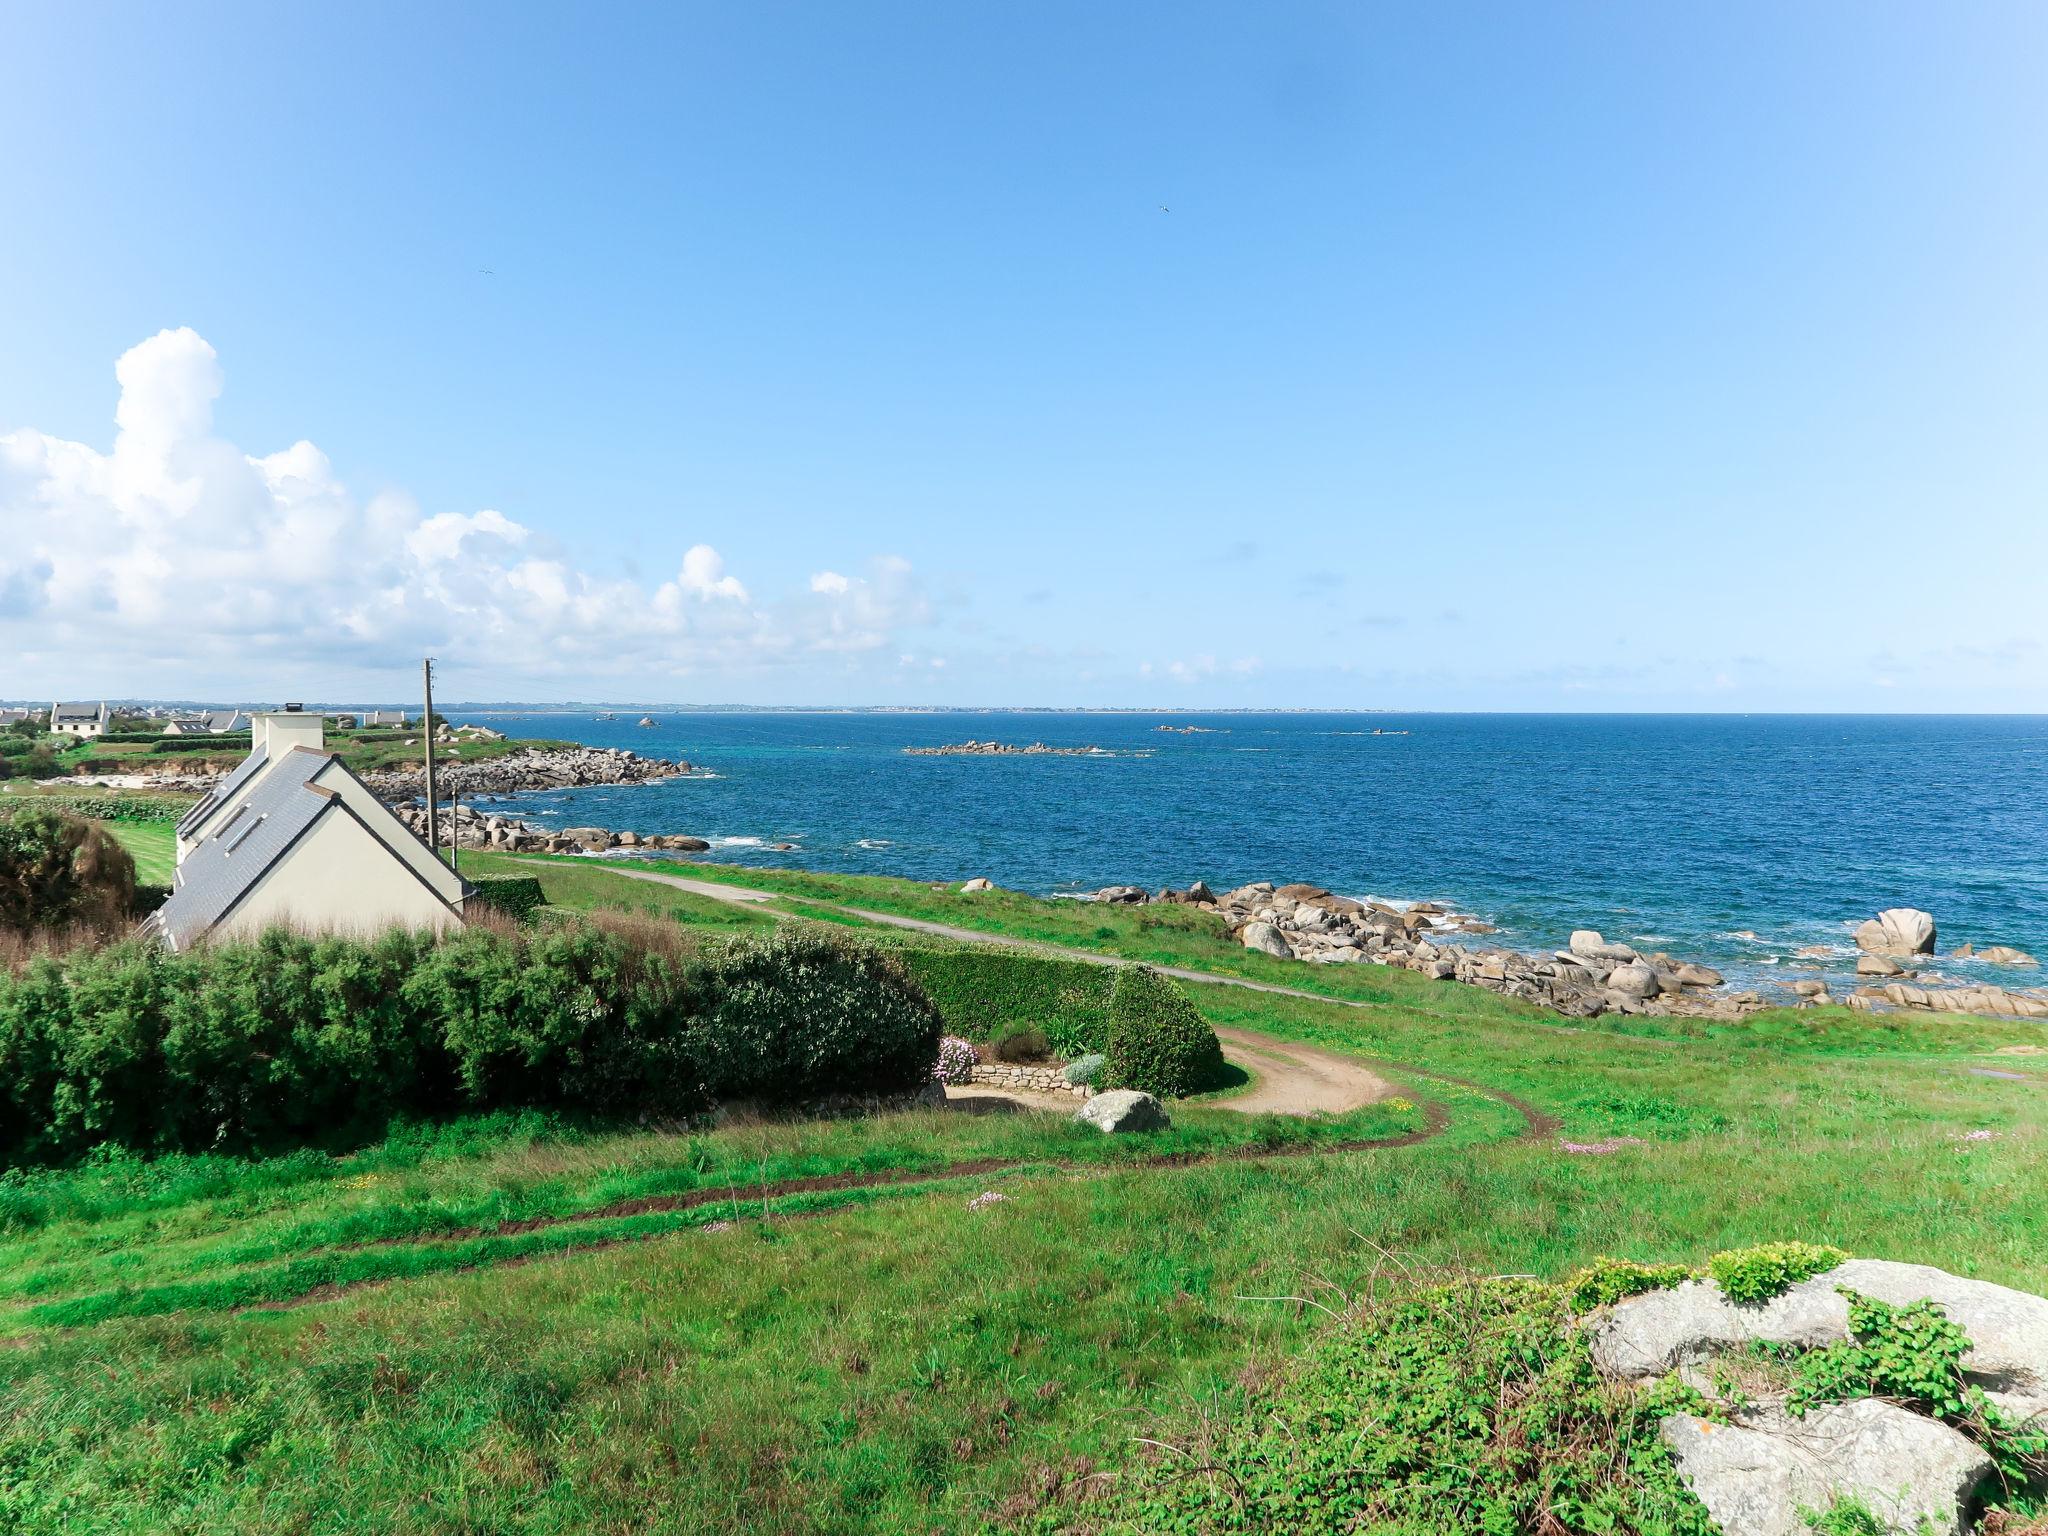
[0,329,924,686]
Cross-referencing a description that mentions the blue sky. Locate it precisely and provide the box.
[2,1,2044,708]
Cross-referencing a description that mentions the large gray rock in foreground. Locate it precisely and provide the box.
[1856,907,1937,955]
[1660,1400,1991,1536]
[1592,1259,2048,1419]
[1074,1090,1169,1134]
[1826,1259,2048,1418]
[1589,1279,1851,1378]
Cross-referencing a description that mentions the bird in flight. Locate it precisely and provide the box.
[1158,205,1170,213]
[478,268,495,275]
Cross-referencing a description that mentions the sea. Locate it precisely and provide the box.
[455,711,2048,996]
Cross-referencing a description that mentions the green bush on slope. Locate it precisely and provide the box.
[0,920,938,1164]
[896,945,1113,1055]
[1103,964,1226,1098]
[1091,1276,1716,1536]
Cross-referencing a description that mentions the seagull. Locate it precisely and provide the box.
[478,268,495,275]
[1158,205,1170,213]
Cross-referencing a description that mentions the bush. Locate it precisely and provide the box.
[1791,1289,2048,1483]
[0,806,136,931]
[1707,1241,1846,1302]
[466,876,547,924]
[695,925,942,1103]
[993,1026,1050,1063]
[0,919,942,1165]
[933,1036,977,1084]
[1569,1256,1697,1310]
[1063,1052,1105,1087]
[1102,964,1225,1098]
[1099,1276,1716,1535]
[895,946,1113,1056]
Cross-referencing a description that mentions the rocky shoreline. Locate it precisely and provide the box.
[364,745,689,800]
[1051,883,2048,1022]
[391,801,713,856]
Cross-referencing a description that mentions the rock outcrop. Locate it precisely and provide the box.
[1659,1401,1991,1536]
[1855,907,1938,956]
[365,745,689,801]
[1591,1259,2048,1421]
[390,802,711,857]
[1199,886,1754,1021]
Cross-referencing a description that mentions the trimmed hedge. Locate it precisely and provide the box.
[467,876,548,924]
[1103,964,1227,1098]
[0,921,940,1164]
[895,946,1114,1057]
[697,927,941,1102]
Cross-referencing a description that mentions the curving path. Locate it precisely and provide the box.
[523,859,1405,1116]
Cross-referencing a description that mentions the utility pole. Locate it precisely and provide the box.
[422,658,440,862]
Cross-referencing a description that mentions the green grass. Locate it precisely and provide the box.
[1,857,2043,1533]
[104,820,176,884]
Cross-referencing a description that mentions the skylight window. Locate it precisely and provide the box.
[224,814,266,853]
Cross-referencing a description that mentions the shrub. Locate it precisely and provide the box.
[1099,1276,1716,1535]
[1063,1052,1105,1087]
[992,1026,1050,1063]
[895,947,1113,1057]
[1707,1241,1847,1302]
[695,925,942,1102]
[0,806,136,931]
[466,876,547,924]
[1569,1256,1697,1310]
[0,918,939,1164]
[1791,1288,2048,1483]
[1102,965,1225,1098]
[933,1036,977,1084]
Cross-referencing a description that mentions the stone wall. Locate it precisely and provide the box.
[968,1064,1093,1098]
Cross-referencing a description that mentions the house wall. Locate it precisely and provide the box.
[310,760,466,906]
[215,811,461,942]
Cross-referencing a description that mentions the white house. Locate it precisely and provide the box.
[145,707,470,951]
[162,710,251,735]
[50,702,109,737]
[359,709,406,728]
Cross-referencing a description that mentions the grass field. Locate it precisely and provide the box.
[104,819,176,884]
[1,856,2043,1533]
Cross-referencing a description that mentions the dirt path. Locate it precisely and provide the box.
[1213,1028,1396,1115]
[529,859,1399,1116]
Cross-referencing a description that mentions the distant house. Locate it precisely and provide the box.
[145,708,470,952]
[162,710,251,736]
[49,702,109,738]
[0,708,34,726]
[359,709,406,728]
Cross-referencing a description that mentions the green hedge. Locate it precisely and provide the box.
[4,794,188,824]
[467,877,548,924]
[896,946,1114,1057]
[1103,965,1227,1098]
[0,921,941,1165]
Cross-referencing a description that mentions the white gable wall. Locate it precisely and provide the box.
[309,759,465,905]
[212,808,461,943]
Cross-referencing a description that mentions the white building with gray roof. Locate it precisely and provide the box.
[146,708,470,951]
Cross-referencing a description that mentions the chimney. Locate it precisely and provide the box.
[251,705,325,759]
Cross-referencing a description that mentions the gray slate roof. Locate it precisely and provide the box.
[175,744,268,840]
[150,751,336,950]
[51,702,105,722]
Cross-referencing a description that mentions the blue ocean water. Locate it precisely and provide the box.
[458,712,2048,993]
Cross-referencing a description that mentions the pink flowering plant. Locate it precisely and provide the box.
[934,1035,978,1085]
